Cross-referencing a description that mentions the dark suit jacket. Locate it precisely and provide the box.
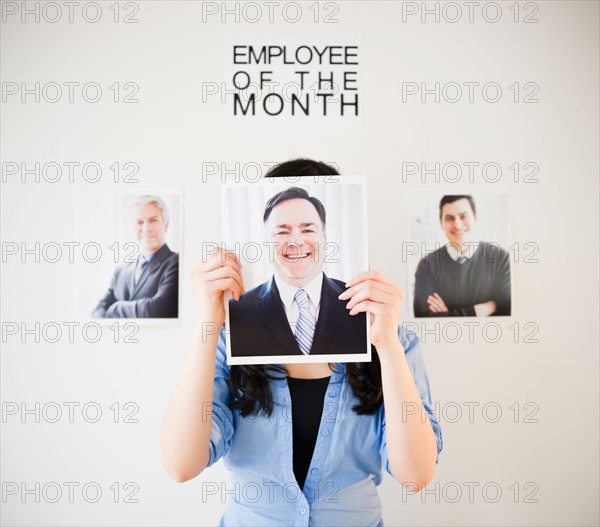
[92,243,179,318]
[228,274,368,357]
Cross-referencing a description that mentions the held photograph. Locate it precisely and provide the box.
[220,170,370,365]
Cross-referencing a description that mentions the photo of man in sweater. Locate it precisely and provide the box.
[413,195,512,318]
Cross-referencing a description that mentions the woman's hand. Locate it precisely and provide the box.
[339,270,403,349]
[191,248,245,327]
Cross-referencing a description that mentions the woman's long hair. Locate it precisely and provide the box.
[227,158,384,417]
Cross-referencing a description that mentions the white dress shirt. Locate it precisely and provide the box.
[273,272,323,334]
[446,242,479,261]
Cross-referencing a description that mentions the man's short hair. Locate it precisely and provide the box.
[131,195,170,223]
[263,187,327,229]
[439,195,477,219]
[261,159,338,229]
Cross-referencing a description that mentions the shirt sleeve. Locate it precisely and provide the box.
[103,255,179,318]
[379,327,443,477]
[206,326,235,468]
[92,269,119,318]
[414,257,478,317]
[413,257,436,318]
[492,246,512,316]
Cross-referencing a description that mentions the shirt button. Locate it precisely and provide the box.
[329,391,337,398]
[310,468,319,476]
[300,507,307,515]
[321,429,329,436]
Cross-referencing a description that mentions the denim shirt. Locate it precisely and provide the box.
[207,327,443,527]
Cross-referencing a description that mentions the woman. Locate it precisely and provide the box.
[161,159,442,526]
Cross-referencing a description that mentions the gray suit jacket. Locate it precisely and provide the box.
[92,244,179,318]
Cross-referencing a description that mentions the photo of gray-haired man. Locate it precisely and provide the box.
[92,195,179,318]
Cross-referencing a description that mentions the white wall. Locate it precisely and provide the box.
[1,1,598,526]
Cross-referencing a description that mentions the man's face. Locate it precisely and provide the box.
[133,202,168,255]
[440,198,477,248]
[267,198,326,288]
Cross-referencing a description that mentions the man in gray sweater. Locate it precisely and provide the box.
[413,195,511,317]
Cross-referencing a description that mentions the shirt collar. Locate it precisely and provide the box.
[140,243,165,264]
[274,271,324,311]
[446,242,479,261]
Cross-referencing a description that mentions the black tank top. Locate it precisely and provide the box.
[286,375,332,491]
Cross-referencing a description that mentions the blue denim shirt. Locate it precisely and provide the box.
[207,327,443,527]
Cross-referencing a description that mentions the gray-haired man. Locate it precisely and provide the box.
[93,195,179,318]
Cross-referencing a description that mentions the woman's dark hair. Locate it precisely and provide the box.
[264,158,339,179]
[227,158,384,417]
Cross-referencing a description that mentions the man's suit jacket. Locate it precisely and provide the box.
[228,274,368,357]
[92,243,179,318]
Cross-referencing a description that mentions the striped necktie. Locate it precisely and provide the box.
[293,289,316,355]
[457,256,468,265]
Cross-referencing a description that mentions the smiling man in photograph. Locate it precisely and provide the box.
[92,195,179,318]
[413,195,511,318]
[228,186,368,358]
